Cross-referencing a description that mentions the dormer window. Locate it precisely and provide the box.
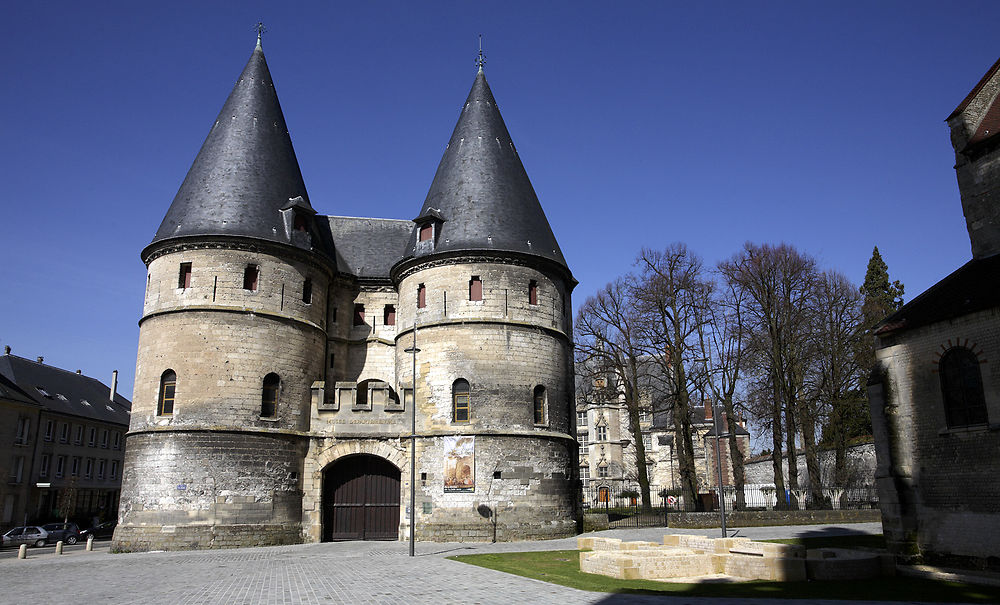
[293,211,308,232]
[413,208,445,252]
[419,223,433,242]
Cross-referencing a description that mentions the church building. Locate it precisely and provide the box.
[112,36,578,551]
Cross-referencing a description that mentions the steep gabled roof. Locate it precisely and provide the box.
[401,69,568,270]
[325,216,412,279]
[148,38,315,252]
[948,57,1000,121]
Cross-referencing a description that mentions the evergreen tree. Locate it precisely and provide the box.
[860,246,905,326]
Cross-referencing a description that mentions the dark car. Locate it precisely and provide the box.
[41,522,81,545]
[79,521,117,540]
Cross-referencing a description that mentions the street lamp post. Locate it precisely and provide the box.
[404,319,420,557]
[712,401,730,537]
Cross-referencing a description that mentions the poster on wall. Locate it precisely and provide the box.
[443,435,475,492]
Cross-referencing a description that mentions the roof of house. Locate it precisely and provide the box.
[325,216,413,279]
[949,57,1000,120]
[0,355,131,426]
[148,39,314,252]
[877,254,1000,336]
[0,372,39,407]
[400,68,568,271]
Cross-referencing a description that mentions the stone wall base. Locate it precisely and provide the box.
[112,523,302,552]
[409,519,577,542]
[667,509,880,529]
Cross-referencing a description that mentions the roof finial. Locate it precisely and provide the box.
[255,22,266,50]
[476,34,486,73]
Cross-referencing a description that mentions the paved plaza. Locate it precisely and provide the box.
[0,522,948,605]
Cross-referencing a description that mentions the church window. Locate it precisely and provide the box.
[533,385,547,425]
[157,370,176,416]
[417,284,426,308]
[243,265,259,291]
[302,278,312,304]
[453,379,470,423]
[419,223,433,242]
[261,373,280,418]
[940,346,989,427]
[469,276,483,301]
[353,304,365,326]
[529,280,538,305]
[595,425,608,441]
[384,305,396,326]
[179,262,192,289]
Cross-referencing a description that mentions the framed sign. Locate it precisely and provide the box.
[444,435,475,492]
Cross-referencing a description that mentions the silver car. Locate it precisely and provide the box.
[2,526,49,548]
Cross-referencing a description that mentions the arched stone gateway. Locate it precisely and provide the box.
[322,454,401,541]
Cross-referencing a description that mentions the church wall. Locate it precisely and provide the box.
[874,306,1000,564]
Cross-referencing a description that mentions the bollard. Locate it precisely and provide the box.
[86,535,94,551]
[55,540,63,555]
[18,544,27,559]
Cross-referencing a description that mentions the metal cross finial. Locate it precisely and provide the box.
[255,22,267,49]
[476,34,486,72]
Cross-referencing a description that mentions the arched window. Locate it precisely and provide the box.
[261,373,280,418]
[157,370,176,416]
[453,379,470,423]
[533,385,546,425]
[940,347,989,427]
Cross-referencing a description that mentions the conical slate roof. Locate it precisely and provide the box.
[405,69,567,269]
[148,39,314,250]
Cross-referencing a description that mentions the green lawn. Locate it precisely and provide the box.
[447,537,1000,602]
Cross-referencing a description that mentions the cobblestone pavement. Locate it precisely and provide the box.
[0,522,942,605]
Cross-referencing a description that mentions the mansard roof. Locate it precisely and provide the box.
[401,69,568,272]
[148,39,315,253]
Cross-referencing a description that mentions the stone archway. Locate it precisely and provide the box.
[322,454,401,541]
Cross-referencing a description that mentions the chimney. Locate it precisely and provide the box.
[36,356,44,364]
[76,370,82,374]
[703,401,713,421]
[110,370,118,401]
[3,345,9,355]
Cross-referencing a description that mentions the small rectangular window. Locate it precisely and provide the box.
[419,223,433,242]
[470,276,483,301]
[353,303,365,326]
[71,457,80,477]
[243,265,259,291]
[40,454,50,478]
[384,305,396,326]
[44,420,54,442]
[15,417,30,445]
[179,262,192,289]
[529,280,538,305]
[113,432,121,450]
[98,459,106,480]
[74,425,83,445]
[84,458,93,479]
[55,456,65,478]
[329,353,335,369]
[417,284,426,308]
[89,427,97,447]
[100,429,109,448]
[302,278,312,304]
[60,423,69,443]
[10,457,24,483]
[110,460,119,481]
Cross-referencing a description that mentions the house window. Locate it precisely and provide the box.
[243,264,259,291]
[44,420,54,442]
[417,284,426,309]
[384,305,396,326]
[598,465,609,478]
[14,417,29,445]
[302,279,312,304]
[98,460,106,480]
[940,346,989,427]
[55,456,65,478]
[112,431,121,450]
[40,454,50,478]
[580,465,590,480]
[71,457,80,477]
[419,223,433,242]
[533,385,546,425]
[110,460,119,481]
[469,276,483,301]
[577,411,588,427]
[642,434,652,450]
[60,423,69,443]
[100,429,108,448]
[158,370,176,416]
[261,373,280,418]
[579,433,589,449]
[88,427,96,447]
[74,425,83,445]
[10,457,24,483]
[353,304,366,326]
[596,425,608,441]
[179,262,192,289]
[529,280,538,305]
[84,458,93,479]
[453,379,470,423]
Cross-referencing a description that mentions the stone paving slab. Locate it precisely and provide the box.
[1,522,959,605]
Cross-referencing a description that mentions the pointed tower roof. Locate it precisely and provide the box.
[402,69,568,271]
[146,38,315,254]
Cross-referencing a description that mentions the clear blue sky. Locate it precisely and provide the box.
[2,1,997,398]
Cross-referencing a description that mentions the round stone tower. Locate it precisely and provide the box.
[113,37,333,551]
[390,66,579,540]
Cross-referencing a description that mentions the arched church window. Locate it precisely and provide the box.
[157,370,176,416]
[940,347,989,427]
[261,373,280,418]
[453,379,470,423]
[533,385,546,425]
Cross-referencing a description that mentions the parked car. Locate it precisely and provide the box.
[79,521,117,540]
[41,522,81,545]
[2,526,49,548]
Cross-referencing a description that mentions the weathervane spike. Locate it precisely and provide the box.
[476,34,486,72]
[255,22,267,50]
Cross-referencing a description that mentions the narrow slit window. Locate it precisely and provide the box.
[417,284,426,308]
[243,265,259,291]
[261,373,280,418]
[533,385,546,424]
[469,276,483,301]
[157,370,176,416]
[419,223,433,242]
[529,280,538,305]
[384,305,396,326]
[329,353,335,369]
[453,379,470,423]
[302,278,313,304]
[179,263,192,289]
[353,303,365,326]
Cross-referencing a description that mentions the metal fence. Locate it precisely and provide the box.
[581,482,879,528]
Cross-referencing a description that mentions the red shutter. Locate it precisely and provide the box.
[419,224,433,242]
[417,284,426,308]
[470,277,482,301]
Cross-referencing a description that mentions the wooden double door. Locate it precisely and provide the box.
[322,455,400,541]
